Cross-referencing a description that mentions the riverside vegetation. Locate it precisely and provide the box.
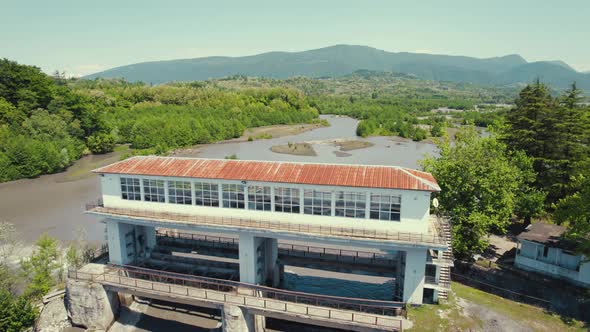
[0,221,95,332]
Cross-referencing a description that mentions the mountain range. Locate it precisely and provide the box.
[85,45,590,92]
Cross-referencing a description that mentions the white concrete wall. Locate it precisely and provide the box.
[238,234,265,284]
[100,174,433,234]
[402,249,427,304]
[238,234,279,286]
[516,240,589,288]
[105,219,156,265]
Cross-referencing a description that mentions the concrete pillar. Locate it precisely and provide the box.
[106,220,156,265]
[394,251,405,301]
[433,264,441,303]
[264,238,279,287]
[402,249,427,304]
[221,305,264,332]
[239,234,279,286]
[106,219,132,265]
[239,233,261,284]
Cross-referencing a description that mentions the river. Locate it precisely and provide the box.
[0,115,438,244]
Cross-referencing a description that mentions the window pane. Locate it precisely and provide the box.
[168,180,192,205]
[275,187,300,214]
[335,191,366,219]
[222,184,245,209]
[195,182,219,207]
[247,185,271,211]
[143,179,165,202]
[121,177,141,201]
[303,189,331,216]
[370,194,402,222]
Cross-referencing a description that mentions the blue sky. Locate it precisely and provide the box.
[1,0,589,76]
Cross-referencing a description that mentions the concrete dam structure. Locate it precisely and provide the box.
[69,156,453,331]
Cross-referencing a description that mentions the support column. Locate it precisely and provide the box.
[394,251,405,301]
[402,249,427,304]
[106,220,156,265]
[239,233,261,284]
[264,238,279,287]
[106,219,133,265]
[239,234,279,286]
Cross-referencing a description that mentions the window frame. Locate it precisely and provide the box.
[142,179,165,203]
[303,189,332,216]
[369,193,401,221]
[248,185,272,211]
[222,183,245,209]
[274,187,300,214]
[194,181,219,207]
[335,191,366,219]
[120,177,141,201]
[168,180,193,205]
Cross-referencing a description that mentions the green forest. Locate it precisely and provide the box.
[0,60,320,182]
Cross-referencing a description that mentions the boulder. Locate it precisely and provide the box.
[65,264,120,330]
[35,298,72,332]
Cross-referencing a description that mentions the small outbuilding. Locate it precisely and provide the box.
[515,222,589,288]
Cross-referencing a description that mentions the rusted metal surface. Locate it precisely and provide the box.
[68,264,405,330]
[93,156,440,192]
[86,202,446,246]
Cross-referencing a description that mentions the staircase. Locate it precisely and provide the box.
[437,217,453,301]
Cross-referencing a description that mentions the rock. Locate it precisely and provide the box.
[35,298,72,332]
[65,264,120,330]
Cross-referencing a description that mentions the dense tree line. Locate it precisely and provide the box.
[0,59,111,181]
[0,60,319,182]
[310,95,474,140]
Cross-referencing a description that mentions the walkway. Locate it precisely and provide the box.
[69,264,408,331]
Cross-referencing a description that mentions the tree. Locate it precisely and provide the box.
[504,81,589,204]
[422,128,538,258]
[86,132,115,153]
[554,177,590,258]
[20,234,60,299]
[0,291,37,332]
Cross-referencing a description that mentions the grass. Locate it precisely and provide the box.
[407,290,480,332]
[407,282,586,331]
[452,282,586,331]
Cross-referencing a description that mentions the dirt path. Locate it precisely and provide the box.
[456,297,533,332]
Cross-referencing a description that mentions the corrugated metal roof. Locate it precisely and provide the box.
[93,156,441,192]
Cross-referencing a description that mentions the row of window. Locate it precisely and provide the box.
[120,177,401,221]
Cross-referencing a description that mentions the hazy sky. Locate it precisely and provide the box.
[2,0,589,76]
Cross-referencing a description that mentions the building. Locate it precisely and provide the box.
[80,156,453,331]
[515,222,590,288]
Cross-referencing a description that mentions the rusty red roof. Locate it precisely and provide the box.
[93,156,440,192]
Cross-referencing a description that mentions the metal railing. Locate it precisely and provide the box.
[156,230,397,265]
[86,200,445,246]
[68,264,405,330]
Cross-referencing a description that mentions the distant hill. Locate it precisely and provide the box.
[85,45,590,92]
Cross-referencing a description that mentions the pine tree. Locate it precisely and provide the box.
[504,81,589,204]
